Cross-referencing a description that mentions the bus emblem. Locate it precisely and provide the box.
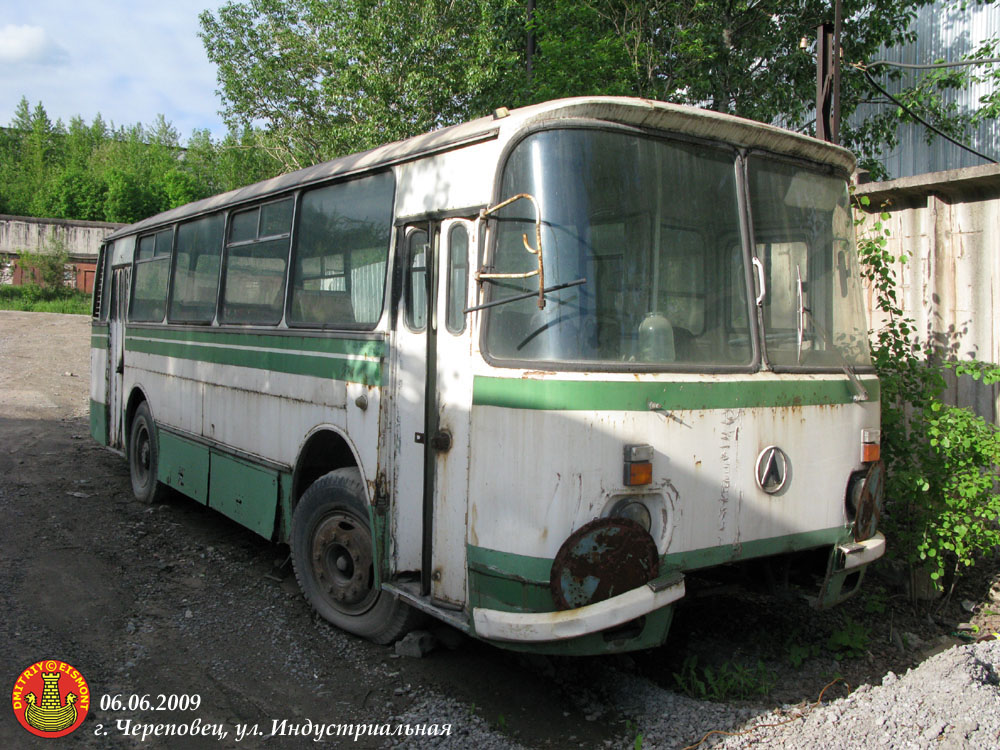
[755,446,789,494]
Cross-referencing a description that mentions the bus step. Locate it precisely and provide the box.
[383,581,471,633]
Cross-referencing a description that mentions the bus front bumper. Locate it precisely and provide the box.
[472,573,685,643]
[838,532,886,569]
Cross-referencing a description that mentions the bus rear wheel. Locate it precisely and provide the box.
[291,468,419,644]
[128,402,166,504]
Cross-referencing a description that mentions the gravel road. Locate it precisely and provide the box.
[1,310,998,749]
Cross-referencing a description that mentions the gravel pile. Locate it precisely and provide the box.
[391,695,531,749]
[715,640,1000,750]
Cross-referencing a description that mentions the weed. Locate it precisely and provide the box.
[786,642,815,669]
[862,587,888,615]
[624,720,643,750]
[0,284,90,314]
[827,617,870,660]
[672,654,777,701]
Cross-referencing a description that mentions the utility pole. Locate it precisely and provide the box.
[816,0,842,144]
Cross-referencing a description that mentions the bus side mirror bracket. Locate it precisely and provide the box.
[476,193,546,309]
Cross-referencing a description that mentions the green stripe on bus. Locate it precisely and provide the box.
[467,526,850,613]
[127,326,385,358]
[126,336,382,386]
[91,334,109,349]
[90,399,107,445]
[472,375,879,411]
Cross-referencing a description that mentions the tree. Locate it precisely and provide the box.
[528,0,944,166]
[198,0,1000,180]
[199,0,527,170]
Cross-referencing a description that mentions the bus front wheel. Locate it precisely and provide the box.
[291,468,419,644]
[129,402,166,504]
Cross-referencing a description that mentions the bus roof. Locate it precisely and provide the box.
[105,97,856,242]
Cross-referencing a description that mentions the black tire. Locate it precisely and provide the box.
[291,468,421,644]
[128,402,166,504]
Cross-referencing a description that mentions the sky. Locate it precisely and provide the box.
[1,1,228,141]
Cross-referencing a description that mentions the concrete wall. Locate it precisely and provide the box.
[855,163,1000,420]
[0,214,123,259]
[0,215,124,293]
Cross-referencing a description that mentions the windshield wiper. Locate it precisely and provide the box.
[464,278,587,314]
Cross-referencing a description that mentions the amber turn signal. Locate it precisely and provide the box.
[862,443,881,463]
[625,461,653,486]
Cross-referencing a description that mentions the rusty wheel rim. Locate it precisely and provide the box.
[310,510,376,615]
[133,423,152,490]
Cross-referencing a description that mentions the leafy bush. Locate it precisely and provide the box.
[0,283,90,314]
[856,196,1000,597]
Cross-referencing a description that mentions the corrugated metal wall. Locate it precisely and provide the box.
[852,1,1000,179]
[854,164,1000,420]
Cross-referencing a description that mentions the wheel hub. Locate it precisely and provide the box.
[311,514,374,610]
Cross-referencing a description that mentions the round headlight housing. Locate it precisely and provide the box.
[610,497,652,532]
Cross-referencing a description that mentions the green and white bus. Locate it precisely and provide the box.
[90,97,885,655]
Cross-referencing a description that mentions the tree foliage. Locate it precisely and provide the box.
[199,0,998,179]
[199,0,527,170]
[0,97,284,224]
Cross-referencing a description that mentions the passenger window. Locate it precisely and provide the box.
[445,225,469,334]
[221,198,293,325]
[289,172,394,328]
[404,230,429,331]
[130,228,173,322]
[170,214,224,323]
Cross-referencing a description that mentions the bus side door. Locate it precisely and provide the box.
[107,265,129,450]
[390,220,474,609]
[430,220,475,607]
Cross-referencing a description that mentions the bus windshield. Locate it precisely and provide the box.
[746,156,872,370]
[483,128,872,372]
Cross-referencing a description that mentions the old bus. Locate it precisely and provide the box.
[90,97,885,655]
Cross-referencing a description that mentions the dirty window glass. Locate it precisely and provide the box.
[747,159,872,370]
[131,229,173,322]
[221,198,292,325]
[289,172,394,328]
[446,224,469,334]
[170,214,224,323]
[485,129,750,369]
[404,229,428,331]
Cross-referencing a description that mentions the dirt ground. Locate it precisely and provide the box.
[1,311,998,750]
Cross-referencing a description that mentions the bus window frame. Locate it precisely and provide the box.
[166,212,227,326]
[285,171,396,332]
[218,194,296,327]
[129,227,175,324]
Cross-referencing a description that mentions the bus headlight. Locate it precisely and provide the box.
[846,461,884,541]
[610,497,652,532]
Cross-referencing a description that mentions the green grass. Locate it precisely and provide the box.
[0,284,91,315]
